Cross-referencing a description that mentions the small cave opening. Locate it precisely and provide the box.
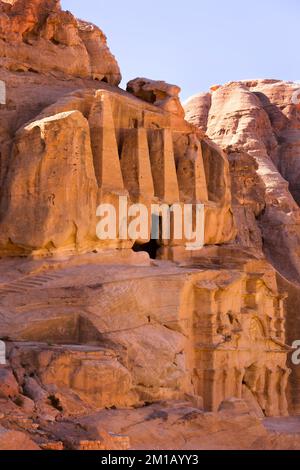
[50,38,60,46]
[133,239,160,260]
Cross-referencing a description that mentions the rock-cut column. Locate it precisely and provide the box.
[148,129,180,204]
[88,92,124,192]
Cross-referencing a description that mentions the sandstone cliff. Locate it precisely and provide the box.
[185,80,300,285]
[185,79,300,415]
[0,0,236,257]
[0,0,299,451]
[0,0,121,83]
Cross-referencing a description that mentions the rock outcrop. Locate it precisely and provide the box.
[228,150,265,252]
[184,80,300,284]
[127,78,185,117]
[0,0,121,83]
[184,79,300,416]
[0,425,40,450]
[0,47,236,256]
[0,252,293,448]
[0,0,298,451]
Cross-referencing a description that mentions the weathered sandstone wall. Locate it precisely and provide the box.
[185,80,300,284]
[0,0,297,450]
[185,79,300,415]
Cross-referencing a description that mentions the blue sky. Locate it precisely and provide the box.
[61,0,299,101]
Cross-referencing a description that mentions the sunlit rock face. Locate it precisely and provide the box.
[0,0,121,83]
[184,79,300,285]
[0,0,236,257]
[0,83,236,256]
[185,79,300,416]
[0,1,297,451]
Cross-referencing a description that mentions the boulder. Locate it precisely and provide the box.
[0,0,121,83]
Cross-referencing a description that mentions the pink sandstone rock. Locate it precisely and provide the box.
[0,367,19,398]
[0,0,121,84]
[184,79,300,417]
[127,77,185,117]
[0,425,40,450]
[184,80,300,285]
[0,0,298,452]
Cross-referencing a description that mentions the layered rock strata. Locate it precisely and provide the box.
[184,79,300,414]
[0,0,297,450]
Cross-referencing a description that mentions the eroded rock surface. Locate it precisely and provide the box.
[0,83,235,255]
[185,79,300,417]
[0,0,298,451]
[184,80,300,284]
[0,0,121,83]
[127,77,185,117]
[0,254,291,418]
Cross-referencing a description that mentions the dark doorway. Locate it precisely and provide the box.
[133,239,160,260]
